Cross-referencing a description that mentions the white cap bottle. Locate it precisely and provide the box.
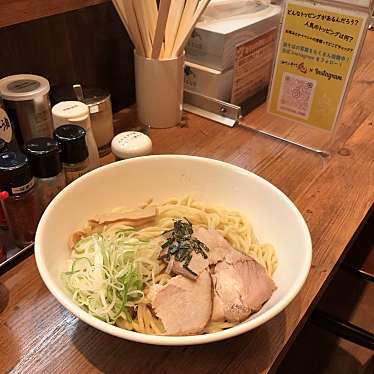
[51,101,99,170]
[111,131,152,160]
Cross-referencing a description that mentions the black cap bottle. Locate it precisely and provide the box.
[53,125,90,184]
[24,137,66,209]
[0,152,34,195]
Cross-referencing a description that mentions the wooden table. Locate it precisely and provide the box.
[1,32,373,374]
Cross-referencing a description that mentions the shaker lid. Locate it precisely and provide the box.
[0,152,34,195]
[52,101,89,121]
[53,125,88,164]
[111,131,152,160]
[81,88,111,113]
[0,74,50,101]
[24,137,62,178]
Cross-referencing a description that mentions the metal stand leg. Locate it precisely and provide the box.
[311,310,374,350]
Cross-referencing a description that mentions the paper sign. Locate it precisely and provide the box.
[268,0,368,131]
[231,29,277,105]
[336,0,371,8]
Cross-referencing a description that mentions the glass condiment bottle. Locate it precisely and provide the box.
[0,139,7,154]
[0,139,8,229]
[0,74,54,144]
[0,152,42,247]
[0,239,6,262]
[51,101,99,171]
[73,85,114,160]
[24,137,66,210]
[53,125,90,184]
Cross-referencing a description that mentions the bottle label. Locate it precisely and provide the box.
[89,104,99,114]
[61,103,81,112]
[11,178,35,194]
[0,108,13,143]
[7,79,40,93]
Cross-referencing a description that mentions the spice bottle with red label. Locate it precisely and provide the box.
[0,152,42,247]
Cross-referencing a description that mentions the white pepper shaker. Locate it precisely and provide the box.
[111,131,152,160]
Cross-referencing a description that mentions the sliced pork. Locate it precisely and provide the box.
[212,255,276,322]
[194,228,276,322]
[150,270,212,335]
[193,227,232,264]
[159,247,209,280]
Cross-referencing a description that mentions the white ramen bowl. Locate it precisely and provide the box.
[35,155,312,346]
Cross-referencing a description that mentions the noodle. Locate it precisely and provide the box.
[114,195,277,335]
[67,195,277,335]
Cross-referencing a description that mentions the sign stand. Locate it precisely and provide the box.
[237,121,330,157]
[245,0,374,154]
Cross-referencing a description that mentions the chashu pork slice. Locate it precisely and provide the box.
[159,247,209,280]
[211,256,276,322]
[150,270,212,335]
[193,227,232,265]
[194,228,276,322]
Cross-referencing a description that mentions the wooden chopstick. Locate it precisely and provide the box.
[133,0,153,57]
[112,0,132,39]
[150,0,158,29]
[152,0,172,59]
[145,0,158,45]
[114,0,203,60]
[172,0,198,57]
[174,0,210,57]
[165,0,186,58]
[122,0,146,56]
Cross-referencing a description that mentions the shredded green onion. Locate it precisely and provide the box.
[63,228,160,324]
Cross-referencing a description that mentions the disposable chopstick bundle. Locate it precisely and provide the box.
[133,0,153,57]
[172,0,198,57]
[119,0,146,56]
[152,0,172,58]
[144,0,157,45]
[173,0,211,57]
[112,0,142,55]
[164,0,185,58]
[112,0,211,59]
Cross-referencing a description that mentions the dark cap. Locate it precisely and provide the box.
[53,125,88,164]
[24,137,62,178]
[0,152,34,195]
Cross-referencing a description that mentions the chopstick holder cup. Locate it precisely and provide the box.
[134,51,185,128]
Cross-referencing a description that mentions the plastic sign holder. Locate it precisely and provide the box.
[243,0,374,155]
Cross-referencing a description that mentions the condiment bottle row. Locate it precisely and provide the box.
[0,74,114,166]
[0,124,92,248]
[0,73,153,252]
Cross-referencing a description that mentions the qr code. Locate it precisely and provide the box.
[277,72,317,119]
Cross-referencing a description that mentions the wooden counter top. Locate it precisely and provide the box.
[1,32,373,374]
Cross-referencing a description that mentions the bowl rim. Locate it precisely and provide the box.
[35,154,312,346]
